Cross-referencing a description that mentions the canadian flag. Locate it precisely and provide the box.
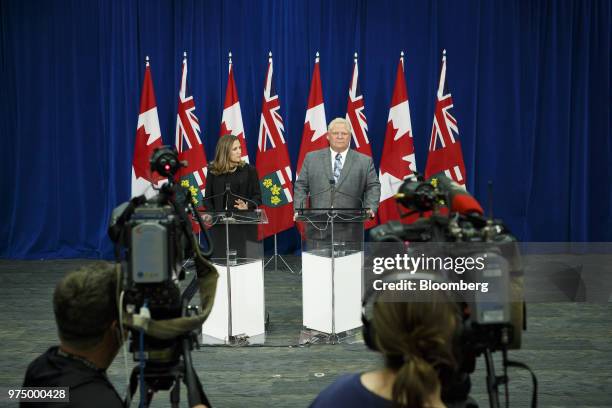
[346,53,376,228]
[220,52,249,162]
[296,52,328,176]
[295,53,328,236]
[378,52,418,223]
[425,49,467,186]
[131,56,165,198]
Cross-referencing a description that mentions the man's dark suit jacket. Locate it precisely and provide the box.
[294,148,381,211]
[294,148,381,244]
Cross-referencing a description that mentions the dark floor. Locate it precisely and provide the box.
[1,258,611,407]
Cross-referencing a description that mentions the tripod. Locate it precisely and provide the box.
[127,335,210,408]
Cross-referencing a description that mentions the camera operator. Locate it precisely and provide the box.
[310,284,459,408]
[21,262,124,407]
[21,262,209,408]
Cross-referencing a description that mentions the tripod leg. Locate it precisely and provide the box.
[127,367,140,406]
[144,385,156,408]
[170,379,181,408]
[128,365,155,407]
[182,337,212,407]
[484,349,501,408]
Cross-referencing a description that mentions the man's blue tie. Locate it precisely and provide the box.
[333,153,343,183]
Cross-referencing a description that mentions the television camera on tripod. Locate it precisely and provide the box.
[368,174,537,408]
[109,146,218,408]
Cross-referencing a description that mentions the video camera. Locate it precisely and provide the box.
[108,146,217,407]
[369,174,533,408]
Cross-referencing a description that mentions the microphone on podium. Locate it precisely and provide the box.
[329,179,336,209]
[224,182,231,211]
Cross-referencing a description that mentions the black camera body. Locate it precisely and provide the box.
[109,146,210,360]
[370,175,523,354]
[108,145,216,407]
[123,203,187,324]
[368,174,526,406]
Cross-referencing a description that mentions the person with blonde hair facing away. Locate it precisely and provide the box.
[310,284,459,408]
[204,134,261,211]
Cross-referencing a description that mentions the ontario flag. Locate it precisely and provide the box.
[132,56,165,198]
[220,52,249,162]
[378,52,418,224]
[425,50,466,186]
[255,52,294,239]
[346,52,377,228]
[175,52,208,213]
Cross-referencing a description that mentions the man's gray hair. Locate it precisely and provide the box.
[53,261,118,350]
[328,117,352,134]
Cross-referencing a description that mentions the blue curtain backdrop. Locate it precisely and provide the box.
[1,0,610,259]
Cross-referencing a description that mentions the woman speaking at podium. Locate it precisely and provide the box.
[204,134,261,210]
[203,134,261,262]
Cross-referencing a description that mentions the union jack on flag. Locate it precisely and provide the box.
[425,49,466,186]
[429,61,458,151]
[346,52,376,228]
[255,52,294,238]
[175,52,208,206]
[258,59,287,153]
[346,53,372,157]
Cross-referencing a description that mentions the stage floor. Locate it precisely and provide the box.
[0,258,611,407]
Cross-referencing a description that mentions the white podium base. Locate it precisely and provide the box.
[302,251,363,334]
[201,260,265,344]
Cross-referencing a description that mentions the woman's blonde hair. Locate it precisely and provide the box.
[372,288,458,408]
[209,134,245,175]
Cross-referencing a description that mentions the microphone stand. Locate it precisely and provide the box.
[329,179,337,343]
[223,182,234,343]
[224,183,231,212]
[329,179,336,210]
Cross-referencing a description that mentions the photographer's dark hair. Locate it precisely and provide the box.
[53,261,118,350]
[372,290,458,408]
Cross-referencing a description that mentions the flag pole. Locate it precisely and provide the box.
[274,234,278,272]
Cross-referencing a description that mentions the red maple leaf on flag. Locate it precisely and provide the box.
[380,120,416,176]
[220,53,249,162]
[133,126,164,183]
[296,53,328,175]
[378,52,418,224]
[131,58,165,198]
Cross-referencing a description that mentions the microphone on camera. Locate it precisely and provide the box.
[431,174,483,215]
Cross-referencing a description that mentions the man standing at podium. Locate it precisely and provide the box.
[294,117,380,246]
[295,117,380,217]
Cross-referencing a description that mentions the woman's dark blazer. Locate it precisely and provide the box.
[203,164,262,211]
